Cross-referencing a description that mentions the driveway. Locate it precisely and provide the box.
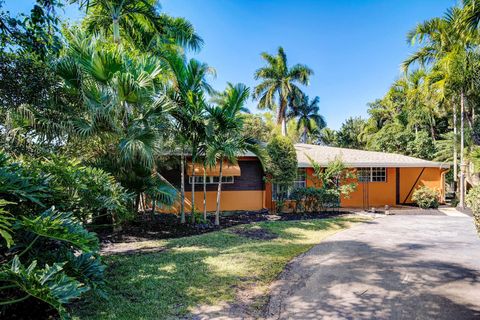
[266,215,480,320]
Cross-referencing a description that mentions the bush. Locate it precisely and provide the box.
[25,156,132,226]
[412,186,440,209]
[466,186,480,234]
[0,151,106,318]
[265,136,298,191]
[289,187,340,213]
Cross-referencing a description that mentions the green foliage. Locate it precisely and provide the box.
[0,0,63,58]
[287,94,326,143]
[253,46,313,134]
[0,206,105,319]
[0,153,49,206]
[241,114,271,143]
[412,186,440,209]
[1,257,88,318]
[0,51,80,157]
[336,117,367,149]
[367,123,414,154]
[26,156,132,225]
[0,151,105,318]
[0,200,14,248]
[287,158,356,214]
[20,208,99,252]
[467,186,480,234]
[309,157,357,199]
[265,136,298,189]
[289,187,340,212]
[406,131,437,160]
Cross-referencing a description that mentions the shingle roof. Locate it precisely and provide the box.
[295,143,450,169]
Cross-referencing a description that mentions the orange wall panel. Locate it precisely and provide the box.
[161,190,265,213]
[340,168,397,207]
[399,167,445,204]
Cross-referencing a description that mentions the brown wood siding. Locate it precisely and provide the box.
[161,159,265,192]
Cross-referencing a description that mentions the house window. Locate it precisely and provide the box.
[272,169,307,200]
[293,168,307,189]
[357,168,386,182]
[371,167,386,182]
[189,176,234,184]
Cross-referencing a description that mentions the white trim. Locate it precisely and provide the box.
[188,176,234,184]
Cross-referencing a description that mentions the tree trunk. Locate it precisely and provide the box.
[303,126,308,143]
[135,193,141,213]
[453,97,458,183]
[460,90,466,209]
[203,164,207,221]
[215,158,223,226]
[151,198,156,220]
[191,156,196,224]
[180,151,186,224]
[112,17,120,44]
[278,97,288,136]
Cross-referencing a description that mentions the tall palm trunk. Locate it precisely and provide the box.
[112,15,120,44]
[278,98,288,136]
[453,97,458,196]
[191,154,196,223]
[460,90,466,208]
[180,151,186,224]
[302,126,308,143]
[215,158,223,226]
[203,163,207,221]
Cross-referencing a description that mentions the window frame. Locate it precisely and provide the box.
[357,167,387,183]
[272,169,307,200]
[188,176,235,185]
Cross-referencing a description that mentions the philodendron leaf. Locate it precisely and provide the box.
[20,208,99,252]
[0,200,15,248]
[1,256,89,319]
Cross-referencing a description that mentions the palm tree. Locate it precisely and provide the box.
[55,30,177,212]
[402,6,477,207]
[207,83,263,225]
[253,47,313,136]
[166,54,214,223]
[77,0,203,51]
[317,128,337,146]
[287,94,326,143]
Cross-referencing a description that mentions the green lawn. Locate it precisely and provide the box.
[73,217,363,319]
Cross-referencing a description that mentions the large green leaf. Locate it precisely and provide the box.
[0,200,14,248]
[20,208,99,252]
[0,256,88,319]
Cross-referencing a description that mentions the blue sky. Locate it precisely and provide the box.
[6,0,455,129]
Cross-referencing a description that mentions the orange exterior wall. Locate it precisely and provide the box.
[302,167,446,208]
[161,190,265,213]
[398,167,447,204]
[340,168,397,207]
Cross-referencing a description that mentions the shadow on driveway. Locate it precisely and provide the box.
[266,216,480,320]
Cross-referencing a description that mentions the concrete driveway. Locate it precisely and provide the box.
[266,215,480,320]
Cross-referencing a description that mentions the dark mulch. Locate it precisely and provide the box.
[3,297,58,320]
[97,209,351,244]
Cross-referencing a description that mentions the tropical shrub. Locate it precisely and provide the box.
[290,187,340,213]
[265,135,298,202]
[0,152,106,318]
[309,157,357,199]
[25,156,132,227]
[412,186,440,209]
[466,185,480,234]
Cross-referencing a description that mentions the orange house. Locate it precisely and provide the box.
[161,144,449,212]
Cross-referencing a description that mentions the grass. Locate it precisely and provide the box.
[73,217,364,319]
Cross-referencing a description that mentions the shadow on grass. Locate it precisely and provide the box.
[72,218,360,320]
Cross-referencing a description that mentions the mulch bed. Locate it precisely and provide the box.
[97,209,351,244]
